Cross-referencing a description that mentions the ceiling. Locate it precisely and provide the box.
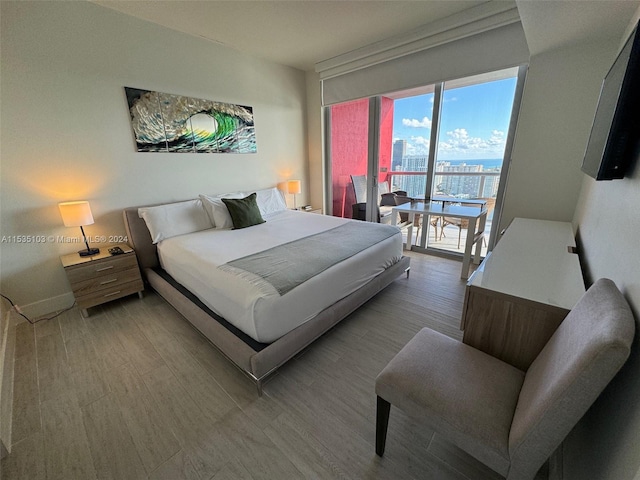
[94,0,639,71]
[516,0,639,55]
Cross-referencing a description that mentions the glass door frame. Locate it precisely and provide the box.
[487,64,527,250]
[365,97,382,223]
[424,83,443,203]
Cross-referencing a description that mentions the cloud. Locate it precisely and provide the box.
[411,135,430,146]
[438,128,506,156]
[487,130,506,145]
[404,135,430,156]
[402,117,432,128]
[399,128,508,160]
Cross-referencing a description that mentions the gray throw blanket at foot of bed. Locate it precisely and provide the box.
[218,221,399,296]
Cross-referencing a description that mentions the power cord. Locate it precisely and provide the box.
[0,293,76,324]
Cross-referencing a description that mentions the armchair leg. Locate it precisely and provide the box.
[376,396,391,456]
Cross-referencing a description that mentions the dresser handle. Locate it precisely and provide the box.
[103,291,121,298]
[96,266,114,272]
[100,278,118,285]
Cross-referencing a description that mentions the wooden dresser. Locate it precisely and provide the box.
[61,244,144,317]
[461,218,585,371]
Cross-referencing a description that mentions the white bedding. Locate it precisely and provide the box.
[157,210,403,343]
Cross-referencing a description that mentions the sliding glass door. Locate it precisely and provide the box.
[430,69,521,255]
[327,97,392,223]
[327,98,370,220]
[325,66,525,259]
[387,87,436,199]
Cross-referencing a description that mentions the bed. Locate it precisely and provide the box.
[123,190,410,394]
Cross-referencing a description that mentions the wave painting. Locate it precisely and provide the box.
[125,87,257,153]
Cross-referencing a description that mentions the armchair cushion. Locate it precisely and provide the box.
[376,328,525,476]
[380,192,398,207]
[351,203,392,223]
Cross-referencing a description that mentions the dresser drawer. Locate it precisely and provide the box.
[71,267,142,296]
[65,254,138,284]
[75,279,144,310]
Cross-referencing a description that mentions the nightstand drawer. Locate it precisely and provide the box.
[71,267,142,296]
[74,279,144,310]
[65,254,138,284]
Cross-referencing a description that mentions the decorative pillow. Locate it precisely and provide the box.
[221,193,266,229]
[254,187,287,216]
[138,199,212,244]
[199,192,246,228]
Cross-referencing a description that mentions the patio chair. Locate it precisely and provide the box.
[390,193,444,245]
[375,278,634,480]
[441,201,488,248]
[350,175,406,223]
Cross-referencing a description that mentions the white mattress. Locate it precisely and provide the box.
[157,210,403,343]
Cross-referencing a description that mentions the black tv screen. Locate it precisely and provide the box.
[582,21,640,180]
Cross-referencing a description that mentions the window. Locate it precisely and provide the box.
[389,90,435,198]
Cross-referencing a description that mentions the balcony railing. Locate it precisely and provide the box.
[387,170,501,200]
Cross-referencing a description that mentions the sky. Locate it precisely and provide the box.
[393,77,518,160]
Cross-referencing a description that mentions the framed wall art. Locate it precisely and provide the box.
[125,87,256,153]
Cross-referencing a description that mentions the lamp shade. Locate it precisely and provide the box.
[58,201,95,227]
[287,180,302,195]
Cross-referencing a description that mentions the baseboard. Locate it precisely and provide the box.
[18,292,75,320]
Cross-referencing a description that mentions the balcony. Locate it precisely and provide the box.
[387,171,499,258]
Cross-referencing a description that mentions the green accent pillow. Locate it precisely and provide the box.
[221,193,266,229]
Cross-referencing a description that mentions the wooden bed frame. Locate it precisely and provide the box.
[123,204,411,395]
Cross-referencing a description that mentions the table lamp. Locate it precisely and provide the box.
[58,201,100,257]
[287,180,301,209]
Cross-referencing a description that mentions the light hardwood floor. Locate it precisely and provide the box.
[1,252,544,480]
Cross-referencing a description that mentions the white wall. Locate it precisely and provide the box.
[564,10,640,480]
[500,40,617,230]
[501,11,640,477]
[0,2,308,316]
[305,70,324,211]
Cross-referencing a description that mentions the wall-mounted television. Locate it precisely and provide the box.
[582,21,640,180]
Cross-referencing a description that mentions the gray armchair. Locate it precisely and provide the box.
[375,278,634,480]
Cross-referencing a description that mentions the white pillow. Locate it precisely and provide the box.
[199,192,246,229]
[138,199,212,244]
[254,187,287,216]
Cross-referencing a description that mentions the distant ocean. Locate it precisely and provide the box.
[440,158,503,169]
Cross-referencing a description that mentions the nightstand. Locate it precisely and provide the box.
[60,244,144,317]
